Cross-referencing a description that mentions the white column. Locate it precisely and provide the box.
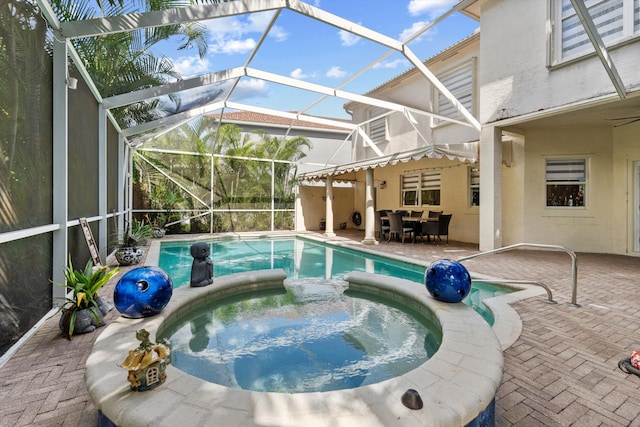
[294,184,305,231]
[362,168,377,245]
[52,35,68,304]
[323,176,336,237]
[98,105,107,261]
[479,125,502,251]
[117,135,127,234]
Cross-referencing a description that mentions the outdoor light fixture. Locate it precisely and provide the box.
[67,77,78,90]
[380,181,387,189]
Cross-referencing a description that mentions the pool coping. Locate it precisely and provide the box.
[86,268,504,426]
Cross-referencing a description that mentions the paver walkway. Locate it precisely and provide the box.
[1,231,640,426]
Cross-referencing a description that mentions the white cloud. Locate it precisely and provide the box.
[246,12,288,42]
[289,68,316,80]
[173,56,211,78]
[211,38,257,54]
[268,25,289,42]
[232,78,270,100]
[326,66,347,79]
[408,0,457,18]
[204,12,288,55]
[399,21,437,42]
[339,29,360,46]
[373,58,410,70]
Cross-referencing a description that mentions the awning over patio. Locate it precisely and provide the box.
[299,142,478,182]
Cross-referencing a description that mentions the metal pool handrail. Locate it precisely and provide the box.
[472,279,557,305]
[457,243,579,307]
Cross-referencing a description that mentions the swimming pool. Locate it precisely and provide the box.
[88,235,519,426]
[158,236,511,323]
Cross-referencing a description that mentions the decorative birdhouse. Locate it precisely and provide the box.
[119,329,171,391]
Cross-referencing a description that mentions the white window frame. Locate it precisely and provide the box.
[469,166,480,207]
[432,60,475,127]
[550,0,640,65]
[401,171,441,207]
[367,107,388,143]
[545,158,587,208]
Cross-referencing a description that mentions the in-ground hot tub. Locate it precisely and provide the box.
[159,277,442,394]
[85,269,504,426]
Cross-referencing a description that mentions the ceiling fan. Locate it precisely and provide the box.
[606,115,640,127]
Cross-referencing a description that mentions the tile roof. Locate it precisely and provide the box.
[215,111,352,132]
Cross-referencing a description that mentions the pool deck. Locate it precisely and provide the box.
[2,230,640,426]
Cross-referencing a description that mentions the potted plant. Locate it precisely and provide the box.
[114,219,152,266]
[54,256,120,339]
[146,214,166,238]
[131,218,154,245]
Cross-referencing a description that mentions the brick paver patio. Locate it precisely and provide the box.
[1,231,640,426]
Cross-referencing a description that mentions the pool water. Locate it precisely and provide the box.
[159,280,441,393]
[158,237,511,323]
[160,238,424,284]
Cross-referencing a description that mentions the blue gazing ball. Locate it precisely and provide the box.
[114,266,173,318]
[424,259,471,303]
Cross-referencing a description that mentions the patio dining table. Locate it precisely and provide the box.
[380,215,437,243]
[401,216,438,243]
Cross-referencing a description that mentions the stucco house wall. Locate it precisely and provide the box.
[612,122,640,254]
[478,0,640,124]
[501,136,526,245]
[348,32,481,161]
[478,0,640,255]
[340,33,483,243]
[297,185,356,232]
[352,157,481,244]
[520,127,614,252]
[302,1,640,255]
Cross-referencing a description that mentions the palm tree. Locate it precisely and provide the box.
[51,0,214,127]
[132,118,312,232]
[252,130,311,207]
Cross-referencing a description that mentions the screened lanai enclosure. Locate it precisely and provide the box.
[0,0,481,355]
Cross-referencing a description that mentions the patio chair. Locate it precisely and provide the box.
[375,210,390,241]
[387,212,413,244]
[421,214,452,245]
[410,210,424,218]
[428,210,443,219]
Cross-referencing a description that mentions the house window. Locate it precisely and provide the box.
[469,166,480,206]
[434,61,474,125]
[401,171,441,207]
[552,0,640,63]
[367,107,388,143]
[546,159,586,207]
[402,174,419,206]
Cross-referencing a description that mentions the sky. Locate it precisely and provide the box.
[151,0,480,119]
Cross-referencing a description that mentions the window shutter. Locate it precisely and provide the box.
[421,171,441,189]
[368,108,387,143]
[560,0,624,59]
[469,167,480,187]
[402,174,420,190]
[546,159,586,182]
[437,63,473,122]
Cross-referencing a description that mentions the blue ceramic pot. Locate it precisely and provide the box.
[115,246,143,266]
